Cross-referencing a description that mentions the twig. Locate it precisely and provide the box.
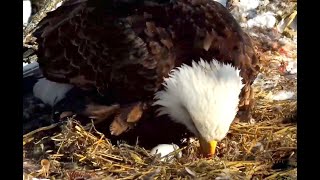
[23,122,61,139]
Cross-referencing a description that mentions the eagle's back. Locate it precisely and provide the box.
[34,0,259,105]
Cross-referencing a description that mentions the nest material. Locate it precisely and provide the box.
[23,113,296,180]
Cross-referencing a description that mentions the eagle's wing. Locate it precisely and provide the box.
[34,0,259,125]
[34,0,173,103]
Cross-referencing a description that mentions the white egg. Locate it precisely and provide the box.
[150,144,182,162]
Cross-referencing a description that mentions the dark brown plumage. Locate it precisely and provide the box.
[34,0,260,134]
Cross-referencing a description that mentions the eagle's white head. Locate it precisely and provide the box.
[153,58,244,157]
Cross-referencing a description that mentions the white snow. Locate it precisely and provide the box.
[23,0,32,26]
[215,169,232,180]
[253,73,280,90]
[23,0,63,27]
[56,2,63,8]
[239,0,260,12]
[213,0,227,7]
[286,61,297,74]
[270,91,295,101]
[247,12,277,29]
[230,0,264,29]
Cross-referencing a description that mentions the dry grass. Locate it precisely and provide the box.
[23,107,297,180]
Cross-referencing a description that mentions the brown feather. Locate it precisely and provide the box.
[109,102,145,136]
[34,0,260,127]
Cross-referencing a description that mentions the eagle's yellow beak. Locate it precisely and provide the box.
[199,136,217,157]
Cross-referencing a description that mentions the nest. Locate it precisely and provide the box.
[23,113,296,180]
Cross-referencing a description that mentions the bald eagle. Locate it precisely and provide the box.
[33,0,260,157]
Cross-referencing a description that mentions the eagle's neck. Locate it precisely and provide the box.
[153,59,244,141]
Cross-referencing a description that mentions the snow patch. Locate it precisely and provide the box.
[270,91,295,101]
[253,73,280,90]
[247,12,277,29]
[286,61,297,74]
[23,0,32,26]
[239,0,260,12]
[56,1,63,8]
[214,0,227,7]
